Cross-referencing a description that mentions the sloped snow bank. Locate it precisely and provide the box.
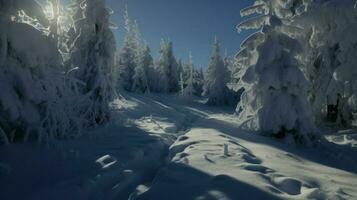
[138,114,357,200]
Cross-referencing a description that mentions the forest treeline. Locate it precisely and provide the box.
[0,0,356,146]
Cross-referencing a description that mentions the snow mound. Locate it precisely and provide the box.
[138,114,357,200]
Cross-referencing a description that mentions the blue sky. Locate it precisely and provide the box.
[107,0,254,67]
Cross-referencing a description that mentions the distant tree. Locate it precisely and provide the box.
[182,53,196,98]
[156,40,180,93]
[116,7,136,91]
[203,37,231,105]
[132,43,153,93]
[177,59,184,79]
[179,72,185,96]
[132,20,143,58]
[182,59,204,97]
[192,67,205,97]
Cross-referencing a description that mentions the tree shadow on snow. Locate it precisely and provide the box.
[138,163,282,200]
[0,123,168,200]
[193,117,357,174]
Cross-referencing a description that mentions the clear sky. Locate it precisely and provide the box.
[107,0,254,68]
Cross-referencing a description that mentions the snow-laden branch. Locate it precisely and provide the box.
[237,15,269,33]
[240,4,267,17]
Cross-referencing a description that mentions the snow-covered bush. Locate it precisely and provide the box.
[203,38,232,106]
[236,0,317,145]
[67,0,116,125]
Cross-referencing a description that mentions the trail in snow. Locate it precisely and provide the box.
[130,95,357,200]
[1,93,357,200]
[139,114,357,199]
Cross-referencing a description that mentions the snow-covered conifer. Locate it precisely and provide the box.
[182,60,204,97]
[68,0,116,125]
[132,20,143,58]
[0,0,83,143]
[295,0,357,126]
[115,7,136,91]
[182,53,196,98]
[192,67,205,97]
[236,0,317,145]
[132,43,153,93]
[203,37,231,105]
[156,40,180,93]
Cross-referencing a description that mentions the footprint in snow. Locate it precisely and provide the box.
[177,135,189,141]
[271,176,303,195]
[96,154,118,170]
[204,154,216,163]
[240,153,262,164]
[238,163,275,174]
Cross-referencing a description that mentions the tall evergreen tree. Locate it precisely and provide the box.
[203,37,231,105]
[192,66,205,97]
[156,40,179,93]
[0,0,85,143]
[132,43,153,93]
[68,0,116,125]
[116,7,136,91]
[182,55,204,97]
[236,0,316,145]
[132,20,143,58]
[182,53,196,98]
[296,0,357,126]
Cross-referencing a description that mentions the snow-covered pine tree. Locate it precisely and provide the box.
[236,0,317,145]
[182,61,204,97]
[0,0,82,144]
[67,0,116,125]
[116,7,136,91]
[177,59,184,75]
[156,39,180,93]
[179,72,185,97]
[203,37,231,105]
[182,53,196,98]
[223,52,235,85]
[132,20,143,58]
[192,66,205,97]
[132,43,152,93]
[295,0,357,126]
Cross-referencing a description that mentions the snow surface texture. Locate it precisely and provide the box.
[1,93,356,200]
[137,97,357,200]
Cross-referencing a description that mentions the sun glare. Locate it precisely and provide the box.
[43,4,55,20]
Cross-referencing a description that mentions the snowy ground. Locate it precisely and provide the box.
[1,93,357,200]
